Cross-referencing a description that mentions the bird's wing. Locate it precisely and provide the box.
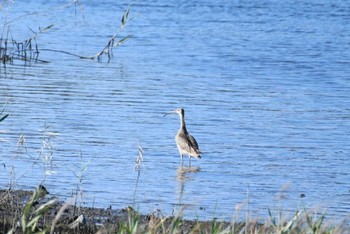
[187,134,199,151]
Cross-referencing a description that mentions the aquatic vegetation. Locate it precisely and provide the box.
[0,0,53,64]
[0,1,132,64]
[71,152,95,210]
[0,106,8,123]
[133,145,144,207]
[91,5,133,62]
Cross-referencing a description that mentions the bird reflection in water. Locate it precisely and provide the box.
[177,166,200,182]
[176,166,200,213]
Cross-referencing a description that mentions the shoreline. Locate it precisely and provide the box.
[0,188,239,233]
[1,188,348,233]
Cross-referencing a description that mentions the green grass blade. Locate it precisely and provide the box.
[268,208,276,227]
[315,210,326,231]
[34,199,57,215]
[114,34,133,47]
[27,215,41,231]
[305,211,313,229]
[21,213,27,233]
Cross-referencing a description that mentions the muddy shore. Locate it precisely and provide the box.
[0,189,253,233]
[2,188,348,233]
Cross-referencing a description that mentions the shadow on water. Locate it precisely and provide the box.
[176,166,200,212]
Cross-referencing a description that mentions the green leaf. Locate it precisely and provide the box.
[268,209,276,227]
[23,202,32,218]
[121,15,125,25]
[305,212,313,228]
[281,210,301,233]
[34,199,57,215]
[34,230,48,234]
[125,6,130,20]
[114,34,133,47]
[131,220,138,234]
[282,219,294,233]
[315,210,326,230]
[21,214,27,233]
[42,24,54,31]
[27,215,41,231]
[0,113,8,123]
[6,227,15,234]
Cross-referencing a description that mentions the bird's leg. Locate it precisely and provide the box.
[188,156,191,167]
[180,154,184,165]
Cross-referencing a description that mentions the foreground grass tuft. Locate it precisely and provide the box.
[0,189,349,234]
[6,186,56,234]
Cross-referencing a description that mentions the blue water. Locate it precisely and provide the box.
[1,0,350,221]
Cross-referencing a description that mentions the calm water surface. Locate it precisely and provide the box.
[1,0,350,221]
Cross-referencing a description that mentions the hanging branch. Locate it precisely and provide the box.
[1,2,133,64]
[39,5,133,62]
[88,5,133,62]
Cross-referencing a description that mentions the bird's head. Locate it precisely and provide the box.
[163,108,184,117]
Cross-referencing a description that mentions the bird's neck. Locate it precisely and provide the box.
[180,115,188,133]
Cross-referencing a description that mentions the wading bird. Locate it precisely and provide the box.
[164,108,201,165]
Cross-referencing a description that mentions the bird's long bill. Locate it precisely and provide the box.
[163,110,177,117]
